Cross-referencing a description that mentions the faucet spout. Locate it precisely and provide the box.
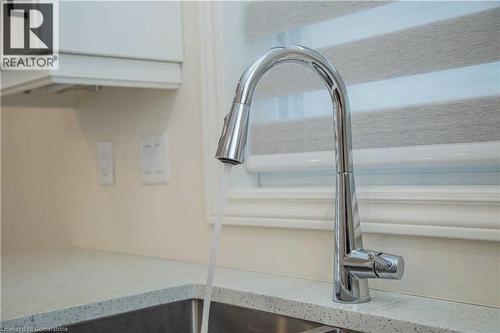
[215,45,404,303]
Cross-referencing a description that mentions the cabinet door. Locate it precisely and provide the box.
[59,1,182,62]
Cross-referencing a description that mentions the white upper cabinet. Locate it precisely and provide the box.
[59,2,182,62]
[1,1,183,96]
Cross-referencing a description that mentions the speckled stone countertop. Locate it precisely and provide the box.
[1,248,499,332]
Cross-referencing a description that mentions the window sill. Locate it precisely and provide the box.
[211,185,500,242]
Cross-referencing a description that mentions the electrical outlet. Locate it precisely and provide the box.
[140,133,169,184]
[97,142,114,185]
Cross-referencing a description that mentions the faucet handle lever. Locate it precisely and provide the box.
[372,252,404,280]
[343,249,404,280]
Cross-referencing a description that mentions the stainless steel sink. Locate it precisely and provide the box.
[43,299,361,333]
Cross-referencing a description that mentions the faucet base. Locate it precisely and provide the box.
[332,296,371,304]
[332,267,370,304]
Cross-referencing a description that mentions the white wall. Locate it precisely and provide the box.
[2,93,77,252]
[1,2,499,307]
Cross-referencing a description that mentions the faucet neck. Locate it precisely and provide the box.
[230,45,353,173]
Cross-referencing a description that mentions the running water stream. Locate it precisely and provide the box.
[200,163,233,333]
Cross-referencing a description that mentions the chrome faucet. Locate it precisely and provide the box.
[215,45,404,303]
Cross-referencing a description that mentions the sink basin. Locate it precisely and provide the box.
[42,299,360,333]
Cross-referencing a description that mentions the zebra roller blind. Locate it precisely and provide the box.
[227,1,500,174]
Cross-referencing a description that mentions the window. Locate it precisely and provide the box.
[200,2,500,241]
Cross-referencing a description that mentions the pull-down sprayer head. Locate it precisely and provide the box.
[215,102,250,165]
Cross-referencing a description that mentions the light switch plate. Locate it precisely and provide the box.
[140,133,169,184]
[97,141,114,185]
